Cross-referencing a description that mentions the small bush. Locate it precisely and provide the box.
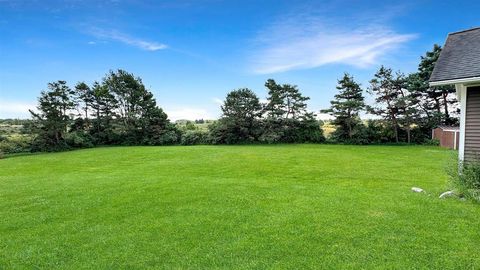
[423,139,440,146]
[0,135,31,154]
[145,125,181,145]
[65,131,94,148]
[448,158,480,202]
[181,130,209,145]
[258,130,283,144]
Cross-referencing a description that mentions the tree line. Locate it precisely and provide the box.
[209,79,324,144]
[24,70,324,152]
[28,70,179,151]
[0,44,457,154]
[322,44,457,144]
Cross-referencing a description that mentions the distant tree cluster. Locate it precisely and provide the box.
[210,80,324,144]
[25,72,323,152]
[2,44,456,155]
[29,70,179,151]
[322,45,457,144]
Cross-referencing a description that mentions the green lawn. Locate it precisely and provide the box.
[1,145,479,269]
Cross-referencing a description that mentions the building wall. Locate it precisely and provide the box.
[465,86,480,162]
[432,128,459,150]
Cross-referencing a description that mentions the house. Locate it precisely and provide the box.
[430,27,480,162]
[432,126,460,150]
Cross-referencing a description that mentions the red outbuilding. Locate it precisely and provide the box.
[432,126,460,150]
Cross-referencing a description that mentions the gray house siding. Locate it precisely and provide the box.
[465,86,480,162]
[428,27,480,162]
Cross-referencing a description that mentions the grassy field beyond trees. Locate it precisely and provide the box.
[1,145,479,268]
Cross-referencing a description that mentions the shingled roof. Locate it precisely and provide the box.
[430,27,480,83]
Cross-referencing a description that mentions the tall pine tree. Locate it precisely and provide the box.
[74,82,94,120]
[264,79,310,120]
[418,44,457,124]
[322,73,365,141]
[368,66,402,143]
[30,81,76,150]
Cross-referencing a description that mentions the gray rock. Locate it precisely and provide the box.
[439,190,455,199]
[411,187,424,193]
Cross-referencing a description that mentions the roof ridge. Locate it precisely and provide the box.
[448,27,480,36]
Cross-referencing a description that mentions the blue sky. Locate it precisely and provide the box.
[0,0,479,120]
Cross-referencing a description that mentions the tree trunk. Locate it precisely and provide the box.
[442,91,450,123]
[435,98,441,114]
[392,116,399,143]
[55,131,60,144]
[406,126,411,144]
[394,126,399,143]
[347,111,352,139]
[348,123,352,139]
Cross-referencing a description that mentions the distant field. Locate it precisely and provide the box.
[321,123,336,137]
[1,145,479,269]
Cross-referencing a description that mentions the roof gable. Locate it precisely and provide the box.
[429,27,480,83]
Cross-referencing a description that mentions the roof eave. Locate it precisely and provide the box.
[430,76,480,87]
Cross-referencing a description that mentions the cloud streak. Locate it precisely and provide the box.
[212,97,223,106]
[89,28,167,51]
[250,16,416,74]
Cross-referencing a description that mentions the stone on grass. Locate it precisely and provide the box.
[439,190,455,199]
[411,187,424,193]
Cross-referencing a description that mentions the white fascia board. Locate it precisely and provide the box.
[430,77,480,87]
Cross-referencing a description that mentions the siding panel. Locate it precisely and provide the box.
[465,87,480,162]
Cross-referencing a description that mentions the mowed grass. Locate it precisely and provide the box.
[1,145,480,269]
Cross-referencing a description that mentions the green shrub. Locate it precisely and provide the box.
[258,130,283,144]
[181,130,209,145]
[448,158,480,202]
[0,135,31,154]
[145,124,181,145]
[423,139,440,146]
[65,131,94,148]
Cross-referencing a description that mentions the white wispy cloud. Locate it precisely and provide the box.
[212,98,223,106]
[0,99,36,119]
[250,16,416,74]
[89,28,167,51]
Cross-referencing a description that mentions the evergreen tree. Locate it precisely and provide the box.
[29,81,76,151]
[322,73,365,141]
[368,66,402,143]
[418,44,456,124]
[262,79,323,143]
[98,69,175,145]
[395,73,419,143]
[222,88,262,121]
[90,81,118,144]
[264,79,310,120]
[210,88,262,144]
[74,82,94,120]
